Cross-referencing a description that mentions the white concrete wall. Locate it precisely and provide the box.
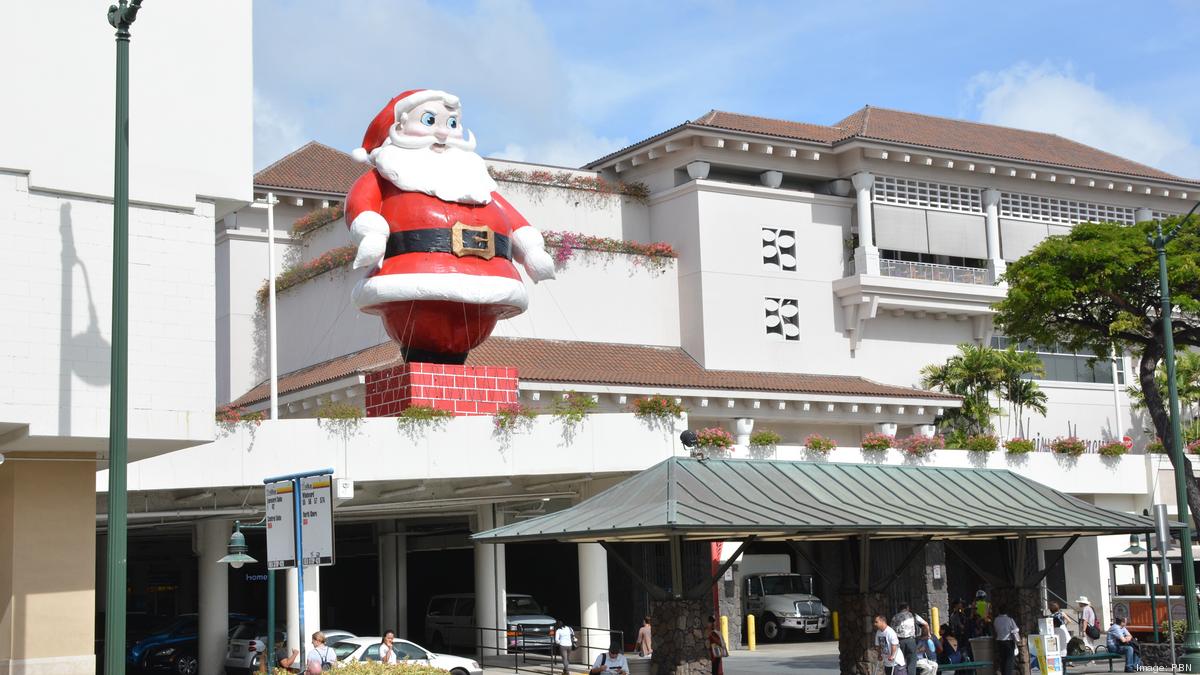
[0,172,217,454]
[103,413,681,491]
[1,1,252,210]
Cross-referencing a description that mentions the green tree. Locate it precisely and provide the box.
[920,344,1005,437]
[997,346,1048,438]
[1128,350,1200,441]
[993,216,1200,526]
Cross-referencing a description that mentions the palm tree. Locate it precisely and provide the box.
[997,346,1048,437]
[1129,350,1200,440]
[920,344,1005,437]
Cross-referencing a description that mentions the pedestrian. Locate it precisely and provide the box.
[891,602,930,675]
[937,626,967,666]
[273,648,301,673]
[1106,616,1142,673]
[874,613,907,675]
[1077,596,1100,652]
[705,615,728,675]
[947,599,967,640]
[379,630,396,664]
[589,640,629,674]
[1053,617,1071,655]
[1048,600,1065,627]
[635,616,652,657]
[305,632,334,674]
[553,620,575,675]
[914,625,939,675]
[992,606,1020,675]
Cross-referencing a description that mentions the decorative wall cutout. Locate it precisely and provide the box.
[762,228,797,271]
[765,297,800,341]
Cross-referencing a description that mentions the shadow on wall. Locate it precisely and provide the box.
[59,202,111,435]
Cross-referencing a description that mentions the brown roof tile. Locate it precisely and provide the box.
[254,141,368,195]
[230,337,957,407]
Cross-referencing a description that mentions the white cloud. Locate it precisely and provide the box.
[966,63,1200,179]
[253,89,306,170]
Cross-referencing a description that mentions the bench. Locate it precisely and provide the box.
[939,661,992,672]
[1063,649,1119,671]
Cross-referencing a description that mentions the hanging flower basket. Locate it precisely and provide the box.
[803,434,836,453]
[1098,441,1127,457]
[1050,436,1086,457]
[694,427,734,455]
[290,205,344,238]
[964,434,999,453]
[898,434,945,457]
[1004,437,1035,455]
[860,432,894,452]
[631,395,687,423]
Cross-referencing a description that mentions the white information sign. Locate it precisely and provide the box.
[300,475,335,566]
[265,480,296,570]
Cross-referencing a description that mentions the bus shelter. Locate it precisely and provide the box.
[472,457,1159,675]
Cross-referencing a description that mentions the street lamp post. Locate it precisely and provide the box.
[1145,200,1200,667]
[103,3,142,675]
[218,521,276,672]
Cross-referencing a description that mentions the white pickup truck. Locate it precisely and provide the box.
[743,573,831,642]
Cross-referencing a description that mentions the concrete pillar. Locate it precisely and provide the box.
[734,418,754,448]
[578,543,611,662]
[0,456,96,675]
[286,566,321,655]
[983,188,1007,282]
[197,519,232,675]
[378,521,407,636]
[1135,207,1154,224]
[851,172,880,275]
[474,506,506,655]
[287,569,299,655]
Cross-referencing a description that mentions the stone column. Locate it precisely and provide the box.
[579,543,612,663]
[983,188,1006,283]
[197,519,232,675]
[649,598,709,675]
[851,172,881,275]
[734,418,754,447]
[717,561,742,648]
[1135,207,1154,224]
[990,586,1040,675]
[924,542,948,628]
[838,592,889,675]
[474,505,506,655]
[378,520,407,636]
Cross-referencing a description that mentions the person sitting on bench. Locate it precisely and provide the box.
[1105,617,1142,673]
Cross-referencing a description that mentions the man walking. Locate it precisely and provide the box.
[1077,597,1099,651]
[874,614,907,675]
[892,602,930,675]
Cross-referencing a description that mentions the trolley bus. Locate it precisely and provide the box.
[1108,546,1194,637]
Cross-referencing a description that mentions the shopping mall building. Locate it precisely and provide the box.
[3,4,1200,675]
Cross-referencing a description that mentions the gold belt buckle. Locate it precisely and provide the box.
[451,221,496,260]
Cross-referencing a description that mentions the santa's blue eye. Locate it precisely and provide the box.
[447,116,458,129]
[420,112,436,126]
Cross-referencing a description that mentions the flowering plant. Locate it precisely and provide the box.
[541,230,677,275]
[290,205,344,238]
[396,404,454,439]
[1188,439,1200,455]
[1004,437,1035,455]
[749,430,782,448]
[695,427,734,449]
[897,434,944,456]
[1050,436,1086,457]
[631,395,687,421]
[257,245,356,304]
[1098,441,1128,457]
[215,404,263,425]
[493,404,537,435]
[804,434,836,453]
[488,167,650,204]
[860,432,894,452]
[964,434,999,453]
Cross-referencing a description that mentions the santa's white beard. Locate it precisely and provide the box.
[373,143,498,205]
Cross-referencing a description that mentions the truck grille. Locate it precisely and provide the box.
[795,601,820,617]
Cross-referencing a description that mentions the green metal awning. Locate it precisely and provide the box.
[472,457,1156,544]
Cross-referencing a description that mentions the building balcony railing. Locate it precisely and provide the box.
[880,258,989,285]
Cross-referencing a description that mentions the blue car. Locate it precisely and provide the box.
[129,614,255,675]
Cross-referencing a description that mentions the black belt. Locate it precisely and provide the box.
[385,222,510,261]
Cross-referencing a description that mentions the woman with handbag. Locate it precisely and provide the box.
[1077,597,1101,651]
[706,615,728,675]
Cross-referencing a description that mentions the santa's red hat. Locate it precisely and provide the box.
[351,89,460,164]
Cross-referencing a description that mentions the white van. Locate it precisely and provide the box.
[424,593,556,653]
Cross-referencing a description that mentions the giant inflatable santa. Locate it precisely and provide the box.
[345,90,556,363]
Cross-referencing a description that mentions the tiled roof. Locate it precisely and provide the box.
[590,106,1197,184]
[230,337,958,408]
[254,141,368,195]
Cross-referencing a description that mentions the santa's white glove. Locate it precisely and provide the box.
[349,211,390,270]
[511,227,557,283]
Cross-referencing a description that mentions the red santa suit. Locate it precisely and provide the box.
[345,90,554,363]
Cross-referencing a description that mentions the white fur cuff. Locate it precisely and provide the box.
[511,226,556,282]
[350,211,390,270]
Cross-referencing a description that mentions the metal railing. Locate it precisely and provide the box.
[880,258,989,284]
[454,625,625,673]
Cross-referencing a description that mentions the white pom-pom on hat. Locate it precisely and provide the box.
[351,147,371,164]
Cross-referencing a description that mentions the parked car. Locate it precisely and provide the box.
[424,593,556,653]
[331,636,482,675]
[226,626,356,674]
[743,573,830,642]
[128,613,255,675]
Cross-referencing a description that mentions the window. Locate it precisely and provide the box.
[394,642,428,661]
[991,337,1125,384]
[873,176,983,213]
[506,596,542,615]
[427,597,456,616]
[762,228,797,271]
[765,297,800,341]
[881,249,987,269]
[999,192,1134,226]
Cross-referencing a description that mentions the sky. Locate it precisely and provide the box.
[253,0,1200,179]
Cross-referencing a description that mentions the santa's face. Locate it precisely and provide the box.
[396,100,464,154]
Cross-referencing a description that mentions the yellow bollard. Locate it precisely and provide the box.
[931,607,940,638]
[720,615,729,652]
[747,614,756,651]
[832,610,840,641]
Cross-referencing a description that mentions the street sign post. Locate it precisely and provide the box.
[263,468,335,657]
